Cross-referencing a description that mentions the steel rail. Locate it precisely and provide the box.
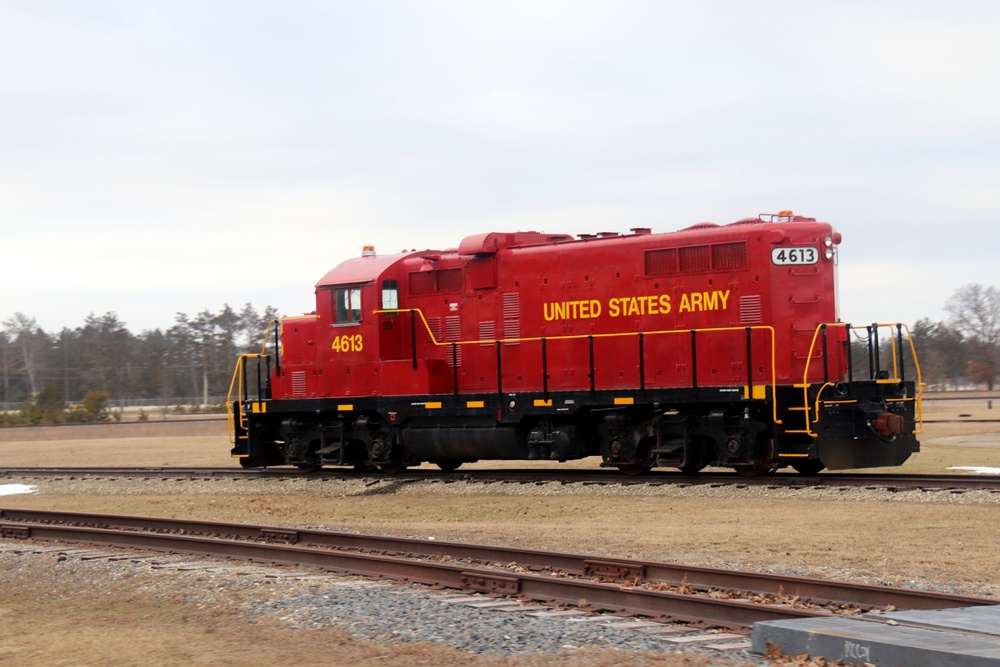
[3,467,1000,491]
[1,510,826,630]
[2,509,994,620]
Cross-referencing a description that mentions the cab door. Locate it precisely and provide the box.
[320,283,379,397]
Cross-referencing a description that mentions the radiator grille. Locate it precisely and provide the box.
[645,241,747,275]
[644,248,677,275]
[711,242,747,270]
[679,245,710,272]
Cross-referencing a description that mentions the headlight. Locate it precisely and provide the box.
[823,235,833,247]
[825,247,835,260]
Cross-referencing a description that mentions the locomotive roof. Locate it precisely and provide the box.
[315,214,827,287]
[315,252,410,288]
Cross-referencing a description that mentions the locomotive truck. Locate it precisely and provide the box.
[228,211,923,476]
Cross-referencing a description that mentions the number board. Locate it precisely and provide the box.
[771,246,818,266]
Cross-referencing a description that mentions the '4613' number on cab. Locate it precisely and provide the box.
[332,334,363,353]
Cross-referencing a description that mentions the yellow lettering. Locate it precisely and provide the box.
[609,298,620,317]
[331,334,364,353]
[703,291,719,310]
[675,290,731,313]
[544,299,606,321]
[659,294,671,314]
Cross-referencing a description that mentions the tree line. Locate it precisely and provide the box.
[2,303,278,423]
[2,283,998,424]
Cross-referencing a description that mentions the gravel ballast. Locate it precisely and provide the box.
[0,541,764,665]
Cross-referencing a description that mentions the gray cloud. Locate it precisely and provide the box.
[2,1,998,332]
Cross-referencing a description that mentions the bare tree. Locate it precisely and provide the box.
[2,313,46,398]
[911,318,968,389]
[945,284,1000,389]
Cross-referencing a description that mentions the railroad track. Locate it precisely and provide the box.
[3,466,1000,491]
[1,508,995,632]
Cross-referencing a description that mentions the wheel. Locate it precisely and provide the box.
[378,464,408,474]
[791,460,825,475]
[736,433,775,477]
[296,462,323,473]
[736,463,774,477]
[617,464,652,477]
[678,439,709,474]
[433,460,463,472]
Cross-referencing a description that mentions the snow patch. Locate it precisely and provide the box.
[948,466,1000,475]
[0,484,38,496]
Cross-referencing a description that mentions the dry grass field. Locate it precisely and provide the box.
[1,397,999,666]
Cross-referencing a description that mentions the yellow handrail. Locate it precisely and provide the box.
[374,307,782,425]
[226,352,268,444]
[799,322,924,437]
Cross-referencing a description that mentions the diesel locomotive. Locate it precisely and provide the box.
[228,212,923,475]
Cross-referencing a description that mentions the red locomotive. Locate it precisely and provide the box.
[229,211,922,475]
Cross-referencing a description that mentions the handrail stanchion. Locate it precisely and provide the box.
[846,324,854,390]
[541,337,548,399]
[589,335,596,397]
[897,323,906,384]
[821,323,829,384]
[496,340,503,400]
[638,332,646,396]
[690,330,698,398]
[410,309,418,371]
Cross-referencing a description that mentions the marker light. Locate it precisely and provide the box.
[362,245,376,257]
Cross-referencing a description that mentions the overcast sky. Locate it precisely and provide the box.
[3,1,999,335]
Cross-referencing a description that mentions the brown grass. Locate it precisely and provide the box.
[2,557,720,667]
[1,400,999,665]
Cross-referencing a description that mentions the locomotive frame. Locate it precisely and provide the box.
[228,212,923,476]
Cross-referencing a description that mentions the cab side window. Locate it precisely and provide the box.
[382,279,399,310]
[334,287,362,324]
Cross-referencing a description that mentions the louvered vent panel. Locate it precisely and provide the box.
[445,315,462,367]
[291,371,307,397]
[479,321,496,347]
[740,295,763,324]
[425,316,443,344]
[502,293,521,345]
